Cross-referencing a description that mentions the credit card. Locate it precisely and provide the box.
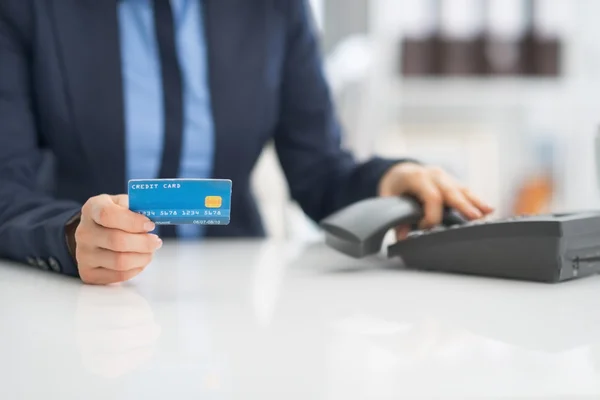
[128,179,232,225]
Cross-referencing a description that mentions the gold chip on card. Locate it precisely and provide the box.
[205,196,222,208]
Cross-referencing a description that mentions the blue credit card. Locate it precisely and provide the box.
[128,179,232,225]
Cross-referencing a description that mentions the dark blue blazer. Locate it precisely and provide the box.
[0,0,404,277]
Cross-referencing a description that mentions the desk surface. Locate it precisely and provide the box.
[1,240,600,399]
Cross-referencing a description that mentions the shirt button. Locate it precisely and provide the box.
[48,257,61,273]
[36,257,49,271]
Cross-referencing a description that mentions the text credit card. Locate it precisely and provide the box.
[128,179,232,225]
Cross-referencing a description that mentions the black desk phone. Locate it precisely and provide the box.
[320,196,600,283]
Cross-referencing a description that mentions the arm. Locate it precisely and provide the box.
[0,3,81,277]
[273,0,411,223]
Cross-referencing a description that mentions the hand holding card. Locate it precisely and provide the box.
[73,194,162,285]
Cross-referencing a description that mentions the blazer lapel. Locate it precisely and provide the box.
[50,0,125,194]
[203,0,267,181]
[203,0,229,181]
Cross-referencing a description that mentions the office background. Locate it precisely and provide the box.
[252,0,600,240]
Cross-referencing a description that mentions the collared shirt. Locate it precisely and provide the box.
[118,0,215,239]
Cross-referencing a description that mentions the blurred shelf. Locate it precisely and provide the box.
[394,77,569,110]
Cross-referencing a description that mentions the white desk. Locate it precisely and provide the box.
[1,240,600,399]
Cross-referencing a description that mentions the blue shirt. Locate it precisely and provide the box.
[118,0,215,239]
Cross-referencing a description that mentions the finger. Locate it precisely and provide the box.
[434,176,483,220]
[81,267,146,286]
[395,225,411,241]
[88,195,155,233]
[80,247,154,272]
[430,171,486,220]
[98,230,163,254]
[411,178,444,229]
[461,187,494,215]
[76,222,162,253]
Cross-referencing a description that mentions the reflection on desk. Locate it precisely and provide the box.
[74,287,162,378]
[0,240,599,399]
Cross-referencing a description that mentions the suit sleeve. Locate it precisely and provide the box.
[273,0,413,223]
[0,5,81,277]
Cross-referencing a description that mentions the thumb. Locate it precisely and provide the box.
[111,195,129,208]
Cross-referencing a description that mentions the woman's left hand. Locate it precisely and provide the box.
[378,162,495,239]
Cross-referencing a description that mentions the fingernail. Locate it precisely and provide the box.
[154,236,163,249]
[144,222,155,232]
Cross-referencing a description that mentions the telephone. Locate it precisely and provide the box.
[320,196,600,283]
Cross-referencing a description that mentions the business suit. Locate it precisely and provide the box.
[0,0,405,277]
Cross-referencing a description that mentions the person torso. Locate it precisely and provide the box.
[25,0,289,237]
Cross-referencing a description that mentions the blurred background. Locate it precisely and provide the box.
[252,0,600,240]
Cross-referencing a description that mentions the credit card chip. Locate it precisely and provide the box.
[205,196,222,208]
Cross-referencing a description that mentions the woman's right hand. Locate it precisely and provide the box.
[72,194,163,285]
